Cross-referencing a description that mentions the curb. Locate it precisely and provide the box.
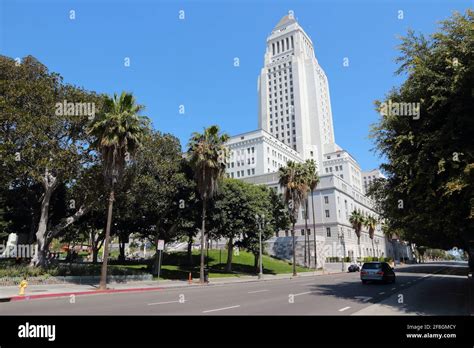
[0,270,346,302]
[0,286,165,302]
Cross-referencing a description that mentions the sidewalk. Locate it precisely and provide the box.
[0,269,341,302]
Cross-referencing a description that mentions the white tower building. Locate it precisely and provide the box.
[257,11,335,169]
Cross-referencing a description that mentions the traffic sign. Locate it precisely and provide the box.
[157,239,165,250]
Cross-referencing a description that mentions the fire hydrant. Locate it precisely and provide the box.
[19,278,28,296]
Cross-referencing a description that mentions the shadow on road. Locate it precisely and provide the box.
[305,261,470,315]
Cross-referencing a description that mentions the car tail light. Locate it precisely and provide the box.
[376,271,384,275]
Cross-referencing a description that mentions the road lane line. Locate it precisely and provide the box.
[202,305,240,313]
[354,296,372,302]
[391,287,396,290]
[247,290,269,294]
[293,291,314,297]
[339,306,351,312]
[148,300,185,306]
[379,292,385,295]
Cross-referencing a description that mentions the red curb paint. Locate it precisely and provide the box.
[6,286,164,302]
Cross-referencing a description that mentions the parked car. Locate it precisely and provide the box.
[348,264,360,272]
[360,262,396,284]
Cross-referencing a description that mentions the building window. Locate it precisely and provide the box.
[326,227,331,237]
[324,196,329,204]
[325,210,330,218]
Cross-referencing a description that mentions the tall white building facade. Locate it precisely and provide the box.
[257,11,335,169]
[224,12,414,267]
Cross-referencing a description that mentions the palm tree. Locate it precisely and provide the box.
[364,215,377,257]
[88,92,148,290]
[349,210,365,264]
[279,161,309,276]
[187,125,229,283]
[305,159,319,269]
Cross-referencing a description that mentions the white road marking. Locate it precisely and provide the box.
[391,287,396,290]
[148,300,185,306]
[202,305,240,313]
[379,292,385,295]
[354,296,372,302]
[247,289,269,294]
[338,306,351,312]
[293,291,314,297]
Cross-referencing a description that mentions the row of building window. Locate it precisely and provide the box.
[228,168,256,178]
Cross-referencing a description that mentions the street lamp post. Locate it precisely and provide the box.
[256,214,265,279]
[338,228,345,272]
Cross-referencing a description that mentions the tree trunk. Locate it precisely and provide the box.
[225,237,233,272]
[31,186,54,267]
[292,223,297,276]
[187,233,193,266]
[311,189,317,270]
[254,252,259,274]
[99,187,115,290]
[118,240,125,262]
[200,198,207,283]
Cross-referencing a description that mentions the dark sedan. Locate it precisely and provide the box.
[360,262,396,284]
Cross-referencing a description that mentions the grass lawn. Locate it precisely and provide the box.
[0,249,313,281]
[141,249,313,280]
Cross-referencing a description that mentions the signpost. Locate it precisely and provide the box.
[157,239,165,282]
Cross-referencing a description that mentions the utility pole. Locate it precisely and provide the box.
[339,228,345,272]
[256,214,265,279]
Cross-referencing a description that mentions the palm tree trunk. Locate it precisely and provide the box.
[304,199,309,267]
[358,236,362,265]
[311,189,317,270]
[200,198,207,283]
[99,187,115,290]
[292,223,297,276]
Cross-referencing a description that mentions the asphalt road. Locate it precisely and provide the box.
[0,262,470,315]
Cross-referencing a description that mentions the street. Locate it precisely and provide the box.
[0,262,470,315]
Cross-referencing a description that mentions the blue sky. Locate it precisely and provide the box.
[1,0,471,170]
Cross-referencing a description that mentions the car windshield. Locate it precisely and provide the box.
[362,263,381,269]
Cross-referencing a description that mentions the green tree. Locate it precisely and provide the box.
[209,179,251,272]
[349,210,365,261]
[364,215,378,257]
[235,184,277,273]
[0,55,105,266]
[279,161,309,275]
[187,125,229,283]
[369,10,474,268]
[306,159,320,269]
[125,131,194,275]
[87,91,149,289]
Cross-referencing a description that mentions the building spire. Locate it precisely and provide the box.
[274,11,297,29]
